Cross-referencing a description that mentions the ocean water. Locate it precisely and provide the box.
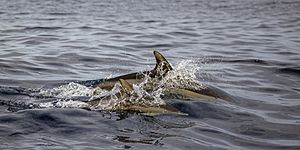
[1,0,300,149]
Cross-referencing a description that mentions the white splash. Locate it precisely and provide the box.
[38,82,104,98]
[37,59,205,110]
[158,59,206,91]
[39,99,90,108]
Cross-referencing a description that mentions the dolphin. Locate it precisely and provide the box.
[93,51,172,91]
[46,51,230,115]
[93,51,229,102]
[87,79,186,116]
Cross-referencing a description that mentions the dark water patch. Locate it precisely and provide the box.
[257,34,282,38]
[127,43,173,49]
[254,86,291,94]
[232,40,267,45]
[23,26,65,31]
[237,123,300,139]
[0,109,103,140]
[281,0,300,5]
[77,26,100,30]
[275,51,300,55]
[277,67,300,77]
[35,17,58,21]
[14,12,30,15]
[29,111,64,127]
[46,12,77,16]
[21,39,44,45]
[292,88,300,92]
[189,109,300,149]
[21,65,51,72]
[167,31,201,37]
[199,128,222,134]
[224,59,270,65]
[0,86,33,96]
[139,20,162,23]
[222,59,300,77]
[255,24,271,29]
[171,101,232,120]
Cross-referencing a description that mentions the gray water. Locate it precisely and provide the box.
[1,0,300,149]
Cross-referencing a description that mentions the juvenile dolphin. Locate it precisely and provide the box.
[87,79,185,116]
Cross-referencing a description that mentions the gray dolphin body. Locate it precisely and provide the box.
[83,51,231,115]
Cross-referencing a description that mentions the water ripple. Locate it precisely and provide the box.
[1,0,300,149]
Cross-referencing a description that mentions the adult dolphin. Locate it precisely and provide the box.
[93,51,230,100]
[93,51,172,91]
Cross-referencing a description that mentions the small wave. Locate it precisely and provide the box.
[255,24,271,29]
[140,20,161,23]
[226,59,270,65]
[46,12,77,16]
[127,43,173,49]
[167,31,200,37]
[23,26,64,30]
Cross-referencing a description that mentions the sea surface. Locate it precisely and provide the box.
[1,0,300,149]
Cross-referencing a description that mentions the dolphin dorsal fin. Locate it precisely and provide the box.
[153,51,173,76]
[119,79,134,95]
